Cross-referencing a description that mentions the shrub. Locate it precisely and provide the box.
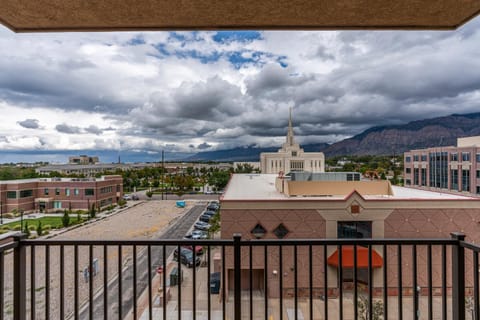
[118,199,127,207]
[23,222,30,237]
[62,209,70,228]
[12,225,22,231]
[0,229,7,234]
[43,224,51,231]
[89,204,96,219]
[28,225,36,231]
[37,221,43,236]
[2,213,14,219]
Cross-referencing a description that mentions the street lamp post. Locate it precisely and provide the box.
[20,209,24,232]
[0,200,3,225]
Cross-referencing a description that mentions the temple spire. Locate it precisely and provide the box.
[287,107,295,146]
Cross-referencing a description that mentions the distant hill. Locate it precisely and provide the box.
[187,112,480,161]
[186,143,330,162]
[322,112,480,156]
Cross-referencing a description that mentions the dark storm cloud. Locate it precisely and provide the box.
[55,124,82,134]
[85,125,103,135]
[17,119,40,129]
[197,142,212,149]
[173,77,243,120]
[0,55,133,113]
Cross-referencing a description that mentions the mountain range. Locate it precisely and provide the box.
[187,112,480,161]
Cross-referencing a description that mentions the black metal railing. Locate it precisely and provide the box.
[0,232,478,319]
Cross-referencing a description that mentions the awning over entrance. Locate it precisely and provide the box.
[327,246,383,268]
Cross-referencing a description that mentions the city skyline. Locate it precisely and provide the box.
[1,15,480,162]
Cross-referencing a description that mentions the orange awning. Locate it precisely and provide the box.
[327,246,383,268]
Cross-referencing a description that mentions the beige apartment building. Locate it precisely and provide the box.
[260,110,325,174]
[220,173,480,298]
[0,175,123,213]
[404,136,480,196]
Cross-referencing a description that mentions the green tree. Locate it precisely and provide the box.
[62,209,70,228]
[146,191,153,199]
[208,171,230,190]
[37,221,43,236]
[89,204,96,219]
[23,221,31,237]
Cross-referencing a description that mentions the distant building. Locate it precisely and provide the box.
[69,155,99,165]
[220,173,480,298]
[404,136,480,196]
[0,175,123,213]
[260,109,325,174]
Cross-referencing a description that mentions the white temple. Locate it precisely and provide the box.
[260,109,325,174]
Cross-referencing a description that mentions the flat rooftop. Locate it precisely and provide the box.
[222,174,477,201]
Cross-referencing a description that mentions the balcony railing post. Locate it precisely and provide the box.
[13,233,27,320]
[451,232,466,320]
[233,234,242,320]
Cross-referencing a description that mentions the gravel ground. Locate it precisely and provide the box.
[1,200,192,320]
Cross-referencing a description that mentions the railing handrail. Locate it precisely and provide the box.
[18,237,460,246]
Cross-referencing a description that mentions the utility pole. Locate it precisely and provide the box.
[161,150,164,200]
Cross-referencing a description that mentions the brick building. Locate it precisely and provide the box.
[0,175,123,213]
[220,173,480,298]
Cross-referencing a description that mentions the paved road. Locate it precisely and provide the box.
[76,203,207,319]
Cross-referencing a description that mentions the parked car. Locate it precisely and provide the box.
[183,245,203,255]
[194,221,211,231]
[131,194,139,200]
[184,230,208,240]
[123,194,132,200]
[173,247,201,268]
[203,210,216,217]
[191,230,208,239]
[207,204,219,211]
[199,214,212,223]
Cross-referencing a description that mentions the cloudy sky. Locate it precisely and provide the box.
[1,16,480,162]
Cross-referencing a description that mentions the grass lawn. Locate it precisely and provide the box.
[1,216,85,230]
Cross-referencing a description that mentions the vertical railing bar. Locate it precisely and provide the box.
[133,245,137,320]
[147,245,152,320]
[338,244,343,320]
[383,245,388,320]
[193,244,197,320]
[368,245,373,320]
[0,251,4,320]
[309,245,313,320]
[30,246,36,320]
[279,245,283,320]
[474,251,479,320]
[118,245,122,320]
[249,244,253,320]
[451,232,465,320]
[441,244,447,320]
[264,245,268,320]
[74,245,79,319]
[89,244,93,320]
[398,244,403,320]
[13,235,26,320]
[162,245,167,320]
[294,245,298,320]
[323,245,328,320]
[222,245,226,320]
[353,244,358,320]
[428,245,433,320]
[233,234,241,320]
[45,245,50,320]
[104,245,108,320]
[178,245,182,320]
[208,245,211,320]
[413,245,418,320]
[60,245,65,319]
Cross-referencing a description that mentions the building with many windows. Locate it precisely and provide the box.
[0,175,123,214]
[260,109,325,174]
[404,136,480,196]
[220,173,480,298]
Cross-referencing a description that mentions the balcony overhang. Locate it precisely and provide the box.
[327,245,383,268]
[0,0,479,33]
